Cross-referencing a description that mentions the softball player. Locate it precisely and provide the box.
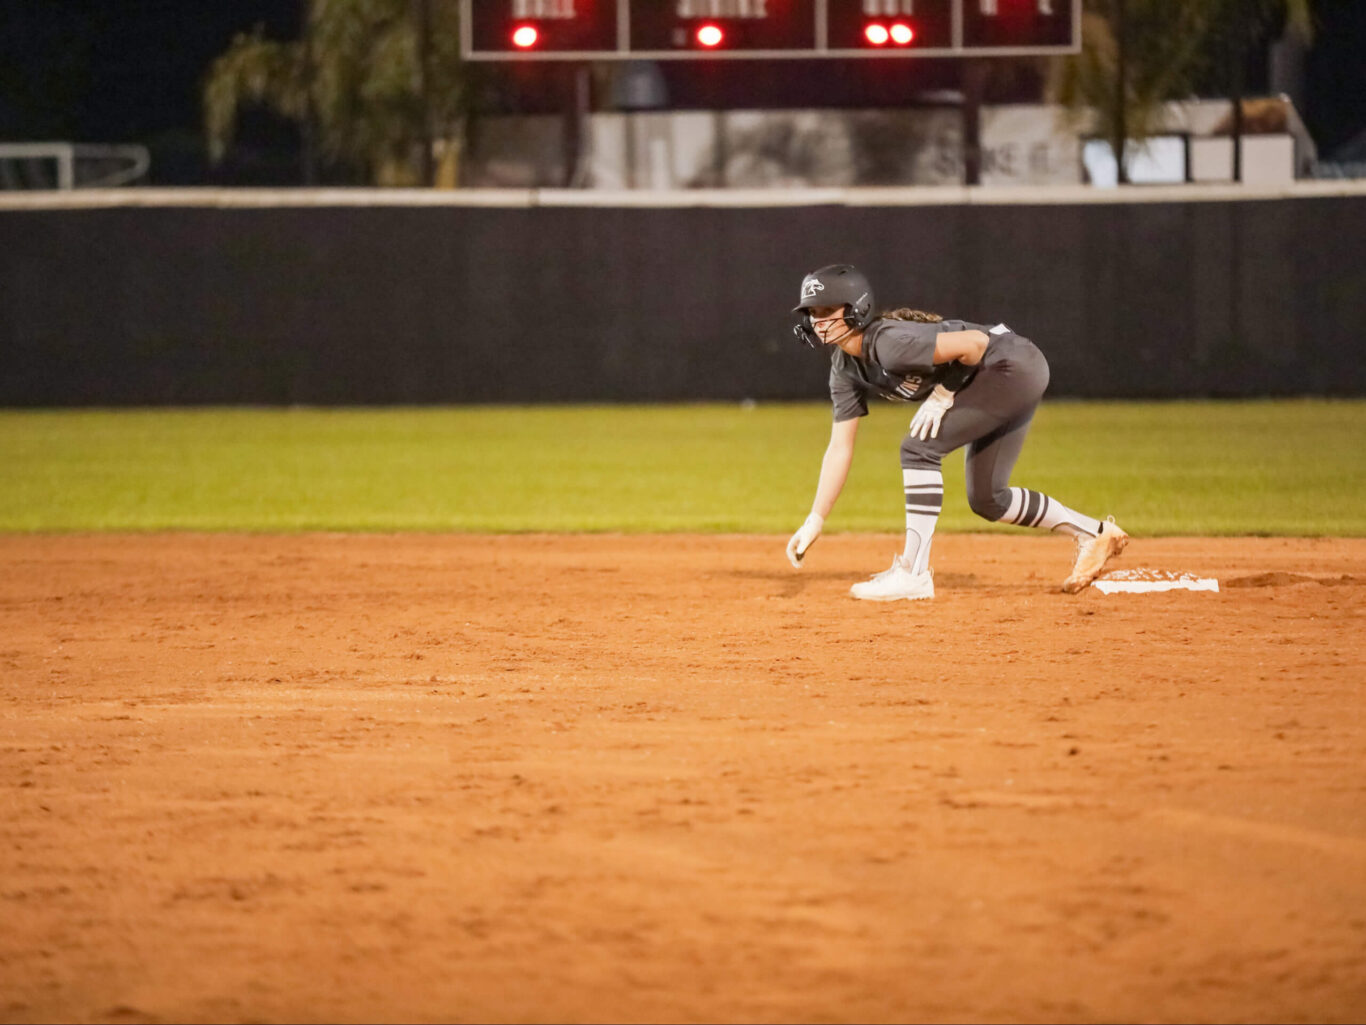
[785,263,1128,600]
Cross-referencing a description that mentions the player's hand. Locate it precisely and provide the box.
[786,512,824,568]
[908,385,955,441]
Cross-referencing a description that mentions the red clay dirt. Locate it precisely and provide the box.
[1,533,1364,1024]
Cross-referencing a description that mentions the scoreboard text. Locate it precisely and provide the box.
[462,0,1080,59]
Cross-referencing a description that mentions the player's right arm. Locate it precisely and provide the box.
[787,416,860,567]
[812,415,859,520]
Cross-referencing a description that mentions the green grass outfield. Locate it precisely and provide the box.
[1,400,1364,535]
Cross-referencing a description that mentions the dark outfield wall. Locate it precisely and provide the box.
[2,194,1364,405]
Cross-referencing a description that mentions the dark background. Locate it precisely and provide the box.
[3,196,1363,405]
[2,1,1365,186]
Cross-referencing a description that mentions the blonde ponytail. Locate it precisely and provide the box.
[881,307,943,323]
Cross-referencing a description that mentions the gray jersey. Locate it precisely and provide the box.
[830,317,996,422]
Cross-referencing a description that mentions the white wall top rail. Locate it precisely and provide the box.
[3,181,1366,212]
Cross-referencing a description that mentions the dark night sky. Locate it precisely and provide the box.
[1,0,1364,184]
[0,2,298,141]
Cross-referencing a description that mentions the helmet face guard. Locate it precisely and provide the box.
[793,317,822,348]
[792,264,875,348]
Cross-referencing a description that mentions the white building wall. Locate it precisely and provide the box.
[459,100,1305,189]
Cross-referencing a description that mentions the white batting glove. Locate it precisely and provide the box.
[786,512,824,568]
[908,384,955,441]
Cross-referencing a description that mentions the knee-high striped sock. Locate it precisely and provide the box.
[902,468,943,575]
[1002,487,1102,538]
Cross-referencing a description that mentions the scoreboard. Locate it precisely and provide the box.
[461,0,1080,60]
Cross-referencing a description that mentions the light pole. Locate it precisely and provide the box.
[414,0,435,186]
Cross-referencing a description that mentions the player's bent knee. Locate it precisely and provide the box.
[966,486,1011,522]
[899,436,942,470]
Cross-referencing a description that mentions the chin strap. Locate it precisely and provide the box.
[822,321,859,348]
[795,310,862,350]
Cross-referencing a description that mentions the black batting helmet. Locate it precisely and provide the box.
[792,264,876,348]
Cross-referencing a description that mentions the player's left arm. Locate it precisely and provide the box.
[932,329,990,366]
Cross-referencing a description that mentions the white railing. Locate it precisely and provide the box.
[0,143,151,190]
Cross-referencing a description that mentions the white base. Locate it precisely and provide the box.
[1092,569,1219,594]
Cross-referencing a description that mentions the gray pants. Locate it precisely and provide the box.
[899,335,1051,522]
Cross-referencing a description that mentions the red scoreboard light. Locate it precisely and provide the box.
[695,24,725,48]
[460,0,1078,59]
[861,21,917,47]
[630,1,818,54]
[467,0,620,55]
[830,1,951,52]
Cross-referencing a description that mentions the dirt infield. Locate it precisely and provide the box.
[2,533,1364,1024]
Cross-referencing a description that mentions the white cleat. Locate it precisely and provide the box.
[850,556,935,601]
[1062,516,1130,594]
